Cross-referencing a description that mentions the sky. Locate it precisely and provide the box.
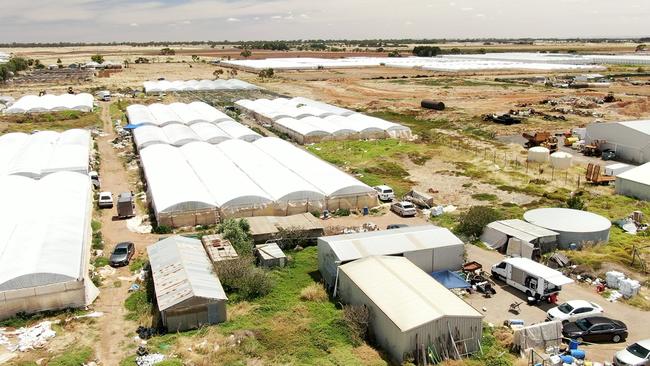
[1,0,649,43]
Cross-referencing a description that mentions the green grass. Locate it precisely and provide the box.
[47,346,94,366]
[124,289,152,321]
[91,219,102,232]
[93,256,109,268]
[135,247,387,365]
[0,111,101,133]
[472,193,498,201]
[129,257,147,272]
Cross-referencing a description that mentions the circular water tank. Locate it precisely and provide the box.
[524,208,611,248]
[528,147,550,163]
[550,152,572,170]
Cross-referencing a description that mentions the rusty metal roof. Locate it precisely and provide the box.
[147,236,226,311]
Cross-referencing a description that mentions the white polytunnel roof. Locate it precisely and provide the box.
[127,102,234,126]
[289,97,355,116]
[217,139,325,203]
[139,144,216,214]
[0,172,91,291]
[0,129,91,178]
[189,122,231,144]
[161,124,201,146]
[274,117,332,138]
[253,137,374,198]
[180,142,273,210]
[133,125,171,149]
[143,79,258,93]
[216,120,262,142]
[5,93,94,114]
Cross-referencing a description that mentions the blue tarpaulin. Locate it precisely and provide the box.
[430,270,471,289]
[124,124,142,130]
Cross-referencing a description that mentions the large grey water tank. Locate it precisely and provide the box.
[524,208,611,248]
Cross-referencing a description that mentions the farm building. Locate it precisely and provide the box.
[147,236,227,332]
[235,97,411,143]
[0,129,91,178]
[524,208,611,248]
[337,256,483,363]
[201,234,239,263]
[615,163,650,201]
[0,172,98,320]
[481,219,559,256]
[585,120,650,164]
[126,102,233,127]
[143,79,258,93]
[605,163,635,177]
[247,213,325,243]
[138,139,375,227]
[318,225,464,287]
[255,243,287,268]
[5,93,94,114]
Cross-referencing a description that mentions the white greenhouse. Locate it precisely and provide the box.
[337,256,483,363]
[318,225,464,287]
[133,121,260,149]
[0,129,91,178]
[585,120,650,164]
[5,93,94,114]
[126,102,233,127]
[615,163,650,201]
[143,79,258,93]
[0,172,98,320]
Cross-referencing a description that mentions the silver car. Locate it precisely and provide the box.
[391,201,417,217]
[614,339,650,366]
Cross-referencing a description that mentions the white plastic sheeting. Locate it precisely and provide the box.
[236,97,411,143]
[133,121,260,148]
[139,139,374,223]
[143,79,258,93]
[5,93,94,114]
[216,120,262,142]
[0,129,91,178]
[127,102,232,126]
[0,172,91,290]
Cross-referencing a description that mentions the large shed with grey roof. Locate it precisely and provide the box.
[147,236,227,332]
[337,256,483,363]
[585,120,650,164]
[318,225,464,287]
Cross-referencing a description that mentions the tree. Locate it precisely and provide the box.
[160,47,175,55]
[240,48,252,58]
[91,54,104,64]
[387,50,401,57]
[213,69,224,79]
[412,46,441,57]
[217,218,253,255]
[258,68,274,79]
[456,206,502,240]
[191,55,200,62]
[566,194,585,210]
[0,65,10,82]
[56,58,63,68]
[636,44,647,52]
[227,69,238,79]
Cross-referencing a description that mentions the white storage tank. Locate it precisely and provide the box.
[524,208,611,248]
[550,152,572,170]
[528,147,550,163]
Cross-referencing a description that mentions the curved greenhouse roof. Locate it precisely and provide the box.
[127,102,234,126]
[133,125,170,149]
[139,144,216,215]
[180,142,273,210]
[143,79,258,93]
[161,124,201,146]
[0,172,91,291]
[148,104,183,126]
[254,137,374,198]
[189,122,231,144]
[0,129,91,178]
[217,120,262,142]
[5,93,94,114]
[218,139,324,203]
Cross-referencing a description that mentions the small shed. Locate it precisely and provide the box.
[616,163,650,201]
[201,234,239,263]
[481,219,559,255]
[254,243,287,268]
[147,236,227,332]
[246,213,325,244]
[318,225,464,287]
[337,256,483,363]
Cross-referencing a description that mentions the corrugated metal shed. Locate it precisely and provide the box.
[201,234,239,263]
[340,256,482,331]
[247,213,324,243]
[323,225,462,262]
[255,243,286,260]
[481,219,559,252]
[147,236,226,311]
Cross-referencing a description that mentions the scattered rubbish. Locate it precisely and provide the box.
[72,311,104,320]
[136,353,164,366]
[127,215,153,234]
[605,271,625,289]
[483,113,521,125]
[606,290,623,302]
[97,265,116,278]
[129,283,141,292]
[136,326,158,340]
[0,321,56,352]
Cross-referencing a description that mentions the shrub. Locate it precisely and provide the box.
[152,225,172,234]
[93,256,109,268]
[91,54,104,64]
[214,258,272,300]
[342,304,370,345]
[472,193,498,201]
[217,218,253,254]
[276,226,312,250]
[566,194,585,210]
[300,283,327,302]
[124,290,151,321]
[456,206,502,240]
[92,231,104,250]
[91,219,102,232]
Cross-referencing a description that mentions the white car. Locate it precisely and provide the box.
[391,201,417,217]
[98,191,113,209]
[373,185,395,201]
[547,300,603,322]
[614,339,650,366]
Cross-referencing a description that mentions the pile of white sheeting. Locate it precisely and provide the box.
[143,79,258,93]
[236,97,411,142]
[5,93,94,114]
[0,129,91,178]
[0,321,56,352]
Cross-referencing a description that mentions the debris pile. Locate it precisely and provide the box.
[0,321,56,352]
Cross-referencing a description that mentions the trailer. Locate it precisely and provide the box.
[116,192,136,219]
[491,257,573,302]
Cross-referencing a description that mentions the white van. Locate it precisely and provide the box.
[491,257,573,302]
[373,185,395,201]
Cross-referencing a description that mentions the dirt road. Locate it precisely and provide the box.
[92,102,157,366]
[464,244,650,363]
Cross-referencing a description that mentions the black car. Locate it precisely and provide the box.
[386,224,409,230]
[562,316,628,343]
[109,242,135,267]
[602,149,616,161]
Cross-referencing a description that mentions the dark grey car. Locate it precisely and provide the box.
[109,242,135,267]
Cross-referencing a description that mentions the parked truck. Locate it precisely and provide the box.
[491,257,573,302]
[116,192,135,219]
